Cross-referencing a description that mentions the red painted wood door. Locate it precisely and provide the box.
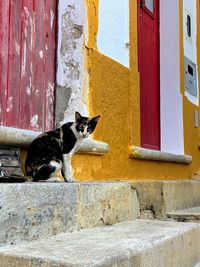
[138,0,160,150]
[0,0,57,132]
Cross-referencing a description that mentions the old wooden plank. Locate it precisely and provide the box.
[0,146,22,177]
[20,0,34,130]
[0,150,19,157]
[0,167,22,177]
[0,1,10,125]
[44,0,56,131]
[0,159,20,167]
[0,0,56,131]
[6,0,23,127]
[30,0,45,132]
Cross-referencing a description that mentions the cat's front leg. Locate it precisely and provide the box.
[62,154,75,182]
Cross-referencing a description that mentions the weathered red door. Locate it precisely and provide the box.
[0,0,57,132]
[138,0,160,150]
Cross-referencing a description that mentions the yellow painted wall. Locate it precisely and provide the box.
[72,0,200,181]
[18,0,200,181]
[181,0,200,178]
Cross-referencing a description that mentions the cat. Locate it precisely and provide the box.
[25,112,100,182]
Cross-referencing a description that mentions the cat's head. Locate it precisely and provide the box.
[74,111,100,139]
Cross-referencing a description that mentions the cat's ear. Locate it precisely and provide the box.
[75,111,82,122]
[89,115,100,133]
[91,115,100,124]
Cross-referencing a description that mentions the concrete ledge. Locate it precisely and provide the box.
[0,182,137,245]
[129,146,192,164]
[132,180,200,219]
[0,126,38,148]
[0,126,108,155]
[77,138,109,155]
[0,220,199,267]
[167,206,200,222]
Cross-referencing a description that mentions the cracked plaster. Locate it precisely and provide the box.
[56,0,88,126]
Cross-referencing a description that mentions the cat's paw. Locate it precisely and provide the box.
[65,177,76,183]
[46,177,65,183]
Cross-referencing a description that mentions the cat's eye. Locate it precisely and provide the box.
[79,124,85,132]
[87,126,92,132]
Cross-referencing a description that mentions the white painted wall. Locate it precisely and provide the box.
[97,0,129,68]
[183,0,198,105]
[160,0,184,154]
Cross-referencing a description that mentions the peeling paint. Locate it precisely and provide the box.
[29,76,32,88]
[21,41,27,77]
[24,27,28,38]
[39,50,43,59]
[50,9,54,29]
[6,97,13,112]
[26,86,31,96]
[30,16,33,50]
[23,6,30,39]
[56,0,87,124]
[0,2,56,132]
[23,6,30,18]
[30,114,39,128]
[46,82,55,129]
[65,60,80,80]
[35,89,39,95]
[15,42,20,56]
[47,82,54,105]
[55,86,72,126]
[30,14,36,51]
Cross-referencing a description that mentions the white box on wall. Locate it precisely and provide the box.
[183,0,197,64]
[183,0,198,105]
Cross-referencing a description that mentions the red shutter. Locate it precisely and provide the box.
[0,0,57,132]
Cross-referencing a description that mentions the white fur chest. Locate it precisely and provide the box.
[62,139,83,182]
[70,139,83,155]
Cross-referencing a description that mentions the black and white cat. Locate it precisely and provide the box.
[25,112,100,182]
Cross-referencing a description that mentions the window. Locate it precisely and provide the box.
[188,65,193,76]
[144,0,154,14]
[186,14,191,38]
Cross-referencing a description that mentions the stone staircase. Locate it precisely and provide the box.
[0,219,199,267]
[0,180,200,266]
[167,206,200,222]
[132,180,200,221]
[0,182,136,245]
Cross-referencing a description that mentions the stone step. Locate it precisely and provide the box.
[131,180,200,219]
[167,206,200,222]
[0,182,139,245]
[0,219,199,267]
